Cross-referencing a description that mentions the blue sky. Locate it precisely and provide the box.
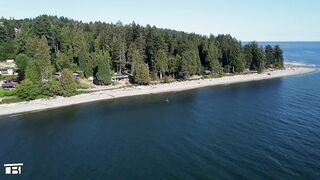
[0,0,319,41]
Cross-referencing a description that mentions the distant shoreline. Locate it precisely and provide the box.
[0,62,316,116]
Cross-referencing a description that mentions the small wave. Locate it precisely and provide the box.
[8,114,22,117]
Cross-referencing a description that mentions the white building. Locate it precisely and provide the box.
[6,59,14,63]
[112,74,129,82]
[0,68,14,75]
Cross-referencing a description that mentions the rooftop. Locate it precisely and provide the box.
[0,61,16,69]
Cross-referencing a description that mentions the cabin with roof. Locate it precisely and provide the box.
[111,73,130,82]
[2,82,15,90]
[0,77,17,90]
[0,68,14,75]
[6,59,15,63]
[0,59,16,75]
[73,71,84,78]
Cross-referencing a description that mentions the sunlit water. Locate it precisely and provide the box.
[0,42,319,179]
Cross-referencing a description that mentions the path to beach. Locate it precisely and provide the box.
[0,63,317,116]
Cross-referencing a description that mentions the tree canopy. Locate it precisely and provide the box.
[0,15,285,100]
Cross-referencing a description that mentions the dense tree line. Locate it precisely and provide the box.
[0,15,284,92]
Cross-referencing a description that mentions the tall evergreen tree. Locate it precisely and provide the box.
[25,37,38,58]
[112,35,126,73]
[236,50,246,73]
[154,49,168,79]
[60,26,72,52]
[15,53,30,73]
[59,69,77,97]
[274,45,284,68]
[216,34,241,73]
[33,15,52,39]
[72,27,89,66]
[134,62,150,85]
[0,25,7,43]
[96,51,112,85]
[145,25,156,69]
[256,47,266,73]
[56,50,72,70]
[78,45,91,76]
[168,55,181,78]
[265,45,274,68]
[15,25,30,54]
[0,15,287,91]
[34,36,52,80]
[25,60,41,84]
[245,42,265,73]
[33,15,54,53]
[180,48,201,78]
[127,43,144,74]
[207,41,222,74]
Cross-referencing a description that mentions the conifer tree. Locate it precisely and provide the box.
[34,36,52,80]
[154,49,168,79]
[96,51,112,85]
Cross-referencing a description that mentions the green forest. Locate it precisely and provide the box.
[0,15,284,101]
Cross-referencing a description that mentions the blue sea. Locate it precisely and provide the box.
[0,42,319,179]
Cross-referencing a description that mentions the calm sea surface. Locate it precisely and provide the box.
[0,42,319,179]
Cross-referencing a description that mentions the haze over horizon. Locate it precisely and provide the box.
[0,0,319,41]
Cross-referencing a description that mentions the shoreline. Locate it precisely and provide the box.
[0,65,317,117]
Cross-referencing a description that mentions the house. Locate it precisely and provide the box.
[0,59,16,75]
[111,73,130,82]
[3,77,17,83]
[87,76,94,81]
[93,78,104,85]
[54,72,62,78]
[2,82,15,90]
[1,77,17,90]
[204,70,211,75]
[73,71,83,78]
[0,68,14,75]
[6,59,15,63]
[14,28,21,35]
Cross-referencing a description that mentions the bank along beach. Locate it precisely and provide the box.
[0,61,316,116]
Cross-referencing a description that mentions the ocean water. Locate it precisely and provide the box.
[0,42,319,179]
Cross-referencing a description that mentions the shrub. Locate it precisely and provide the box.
[48,80,62,95]
[15,53,30,72]
[163,76,175,83]
[16,79,41,100]
[0,89,17,97]
[0,97,23,104]
[40,82,54,97]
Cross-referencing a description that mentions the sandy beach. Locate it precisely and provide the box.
[0,64,317,116]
